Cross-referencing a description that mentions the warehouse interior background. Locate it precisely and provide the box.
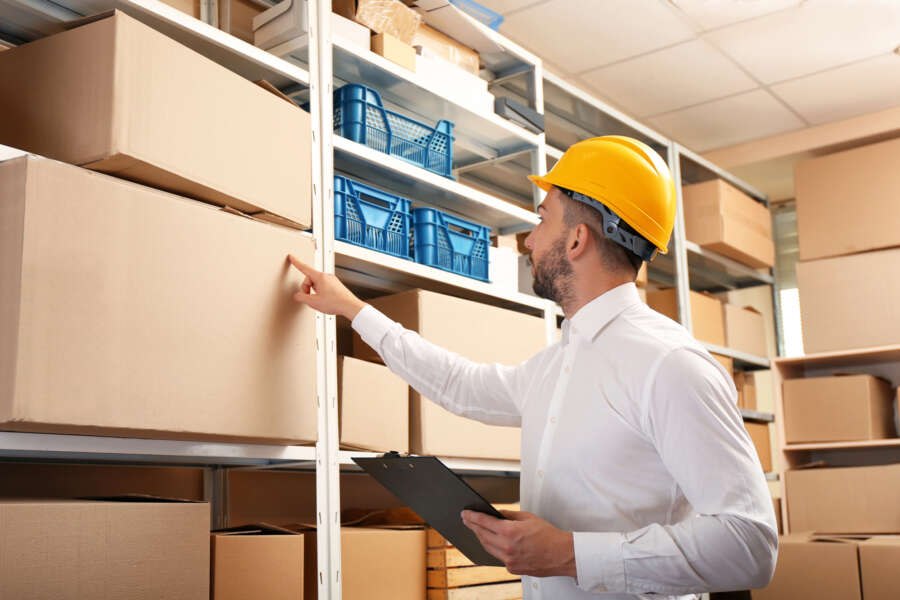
[0,0,898,599]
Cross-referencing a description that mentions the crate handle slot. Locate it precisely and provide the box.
[447,223,474,237]
[358,193,392,210]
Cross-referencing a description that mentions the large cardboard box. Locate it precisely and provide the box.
[339,356,409,452]
[715,285,778,359]
[859,537,900,600]
[372,32,416,71]
[0,11,312,228]
[795,136,900,261]
[751,534,862,600]
[745,422,772,472]
[334,0,421,44]
[797,247,900,353]
[734,371,757,411]
[304,527,426,600]
[352,289,546,459]
[647,288,726,346]
[782,375,896,443]
[785,464,900,533]
[0,498,210,599]
[711,353,734,378]
[682,179,774,268]
[412,23,479,74]
[0,156,317,443]
[723,304,767,357]
[212,526,304,600]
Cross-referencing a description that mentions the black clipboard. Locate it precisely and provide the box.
[352,454,507,567]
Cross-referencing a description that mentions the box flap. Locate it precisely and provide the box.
[62,9,116,30]
[213,522,302,536]
[79,493,204,503]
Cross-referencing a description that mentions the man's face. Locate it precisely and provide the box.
[523,189,574,305]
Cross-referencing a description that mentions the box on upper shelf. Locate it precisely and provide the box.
[334,0,421,44]
[795,136,900,262]
[785,463,900,534]
[797,246,900,353]
[682,179,774,269]
[647,288,725,347]
[734,371,757,412]
[352,289,546,460]
[782,375,896,444]
[0,156,318,444]
[372,31,416,71]
[412,23,479,75]
[0,10,312,229]
[0,498,209,599]
[339,356,409,453]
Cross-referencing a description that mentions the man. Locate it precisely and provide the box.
[289,136,777,598]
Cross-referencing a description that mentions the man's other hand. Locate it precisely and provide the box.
[461,509,577,579]
[287,255,367,320]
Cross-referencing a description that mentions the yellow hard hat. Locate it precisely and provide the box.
[528,136,676,257]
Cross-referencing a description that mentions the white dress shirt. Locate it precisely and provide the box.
[352,282,778,599]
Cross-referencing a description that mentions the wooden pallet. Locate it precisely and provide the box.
[427,581,522,600]
[428,546,475,568]
[427,565,520,589]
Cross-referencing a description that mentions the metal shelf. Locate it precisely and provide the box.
[0,431,317,465]
[330,38,540,167]
[741,409,775,423]
[0,0,309,89]
[333,136,538,234]
[685,241,774,291]
[334,240,547,315]
[703,343,771,369]
[339,451,520,475]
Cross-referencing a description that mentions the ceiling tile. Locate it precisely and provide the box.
[670,0,800,31]
[579,39,757,117]
[647,89,805,151]
[705,0,900,84]
[498,0,695,75]
[771,54,900,124]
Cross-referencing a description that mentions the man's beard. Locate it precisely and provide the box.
[531,236,574,306]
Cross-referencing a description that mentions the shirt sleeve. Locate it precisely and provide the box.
[352,304,542,426]
[573,347,778,596]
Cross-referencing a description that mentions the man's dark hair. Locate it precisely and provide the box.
[558,190,644,279]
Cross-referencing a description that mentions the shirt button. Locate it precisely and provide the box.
[538,469,544,478]
[550,417,557,424]
[564,366,569,373]
[532,583,539,590]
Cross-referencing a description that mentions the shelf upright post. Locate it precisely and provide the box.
[669,143,693,333]
[309,0,342,598]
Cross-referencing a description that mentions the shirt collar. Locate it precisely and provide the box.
[560,282,641,344]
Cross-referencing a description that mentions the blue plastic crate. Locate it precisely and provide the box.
[333,83,455,179]
[334,174,412,260]
[449,0,504,30]
[411,207,490,282]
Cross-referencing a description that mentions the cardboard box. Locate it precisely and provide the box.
[334,0,421,44]
[0,156,317,443]
[212,526,304,600]
[797,247,900,353]
[352,289,546,459]
[752,369,775,414]
[414,51,493,115]
[412,23,479,74]
[682,179,774,268]
[222,0,266,43]
[711,353,734,378]
[0,498,209,599]
[723,304,767,358]
[715,285,777,360]
[751,534,862,600]
[0,11,312,228]
[772,497,783,535]
[372,32,416,71]
[304,527,426,600]
[745,422,772,472]
[0,463,206,501]
[785,464,900,533]
[647,288,726,346]
[782,375,896,443]
[734,371,757,411]
[339,356,409,452]
[860,536,900,600]
[795,136,900,261]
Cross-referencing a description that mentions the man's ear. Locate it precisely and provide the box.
[567,224,591,260]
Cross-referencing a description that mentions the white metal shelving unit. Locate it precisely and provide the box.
[0,1,781,597]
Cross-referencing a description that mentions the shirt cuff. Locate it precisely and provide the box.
[573,531,627,594]
[351,304,396,357]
